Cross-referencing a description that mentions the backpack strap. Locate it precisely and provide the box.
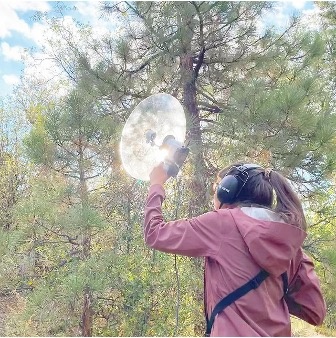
[205,269,269,336]
[281,271,289,296]
[205,270,289,336]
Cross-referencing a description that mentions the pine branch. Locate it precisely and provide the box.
[196,86,219,104]
[309,215,336,228]
[35,218,79,246]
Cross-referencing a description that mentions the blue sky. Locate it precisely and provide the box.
[0,1,115,99]
[0,1,319,100]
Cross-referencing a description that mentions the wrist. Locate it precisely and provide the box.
[150,181,165,187]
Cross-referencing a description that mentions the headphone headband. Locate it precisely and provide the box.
[235,163,261,172]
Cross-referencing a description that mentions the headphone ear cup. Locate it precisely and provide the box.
[217,175,240,204]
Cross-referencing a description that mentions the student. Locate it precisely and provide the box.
[144,162,326,336]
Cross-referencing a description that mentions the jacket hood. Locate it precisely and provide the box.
[232,207,306,277]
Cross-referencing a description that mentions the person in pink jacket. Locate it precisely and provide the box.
[144,162,326,336]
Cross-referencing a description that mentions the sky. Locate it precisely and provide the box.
[0,1,320,100]
[0,0,116,99]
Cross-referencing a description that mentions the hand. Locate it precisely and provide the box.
[149,163,169,186]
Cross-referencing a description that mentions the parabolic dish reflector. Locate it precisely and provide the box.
[120,93,186,181]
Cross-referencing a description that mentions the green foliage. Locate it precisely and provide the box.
[23,113,55,165]
[304,186,336,331]
[1,1,336,337]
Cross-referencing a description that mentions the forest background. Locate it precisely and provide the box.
[0,1,336,336]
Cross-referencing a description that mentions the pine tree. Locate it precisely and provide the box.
[95,1,335,210]
[12,87,118,335]
[4,2,336,335]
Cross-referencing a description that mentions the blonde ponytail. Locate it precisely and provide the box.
[269,171,307,231]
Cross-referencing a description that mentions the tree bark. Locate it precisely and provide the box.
[78,136,93,336]
[180,52,207,216]
[81,287,93,336]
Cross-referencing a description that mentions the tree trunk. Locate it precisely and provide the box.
[180,53,207,217]
[81,287,93,336]
[78,137,93,336]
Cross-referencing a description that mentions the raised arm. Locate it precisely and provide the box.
[144,184,226,257]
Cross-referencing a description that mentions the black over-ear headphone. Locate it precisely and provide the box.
[217,164,262,205]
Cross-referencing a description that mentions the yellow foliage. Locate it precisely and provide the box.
[26,104,46,125]
[291,317,325,337]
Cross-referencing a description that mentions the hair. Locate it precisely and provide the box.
[216,163,307,231]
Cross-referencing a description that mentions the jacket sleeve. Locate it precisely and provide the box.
[143,184,225,257]
[285,248,326,326]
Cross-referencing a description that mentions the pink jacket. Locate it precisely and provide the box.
[144,185,326,336]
